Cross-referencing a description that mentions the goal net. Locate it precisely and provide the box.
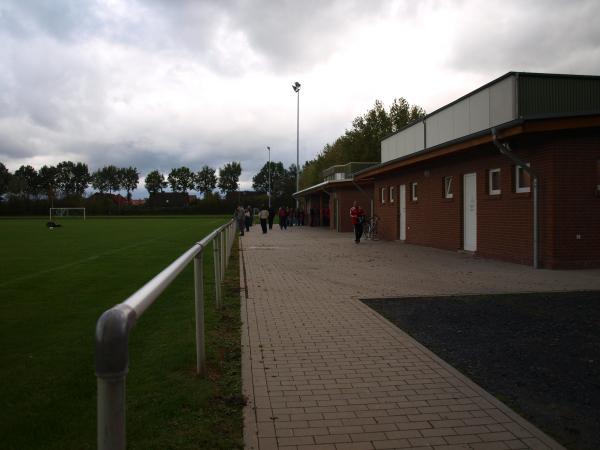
[49,208,86,221]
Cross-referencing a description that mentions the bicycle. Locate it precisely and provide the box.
[363,215,379,241]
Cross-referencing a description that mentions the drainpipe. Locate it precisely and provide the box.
[491,128,539,269]
[352,180,373,217]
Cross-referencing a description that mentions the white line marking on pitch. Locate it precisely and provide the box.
[0,220,224,288]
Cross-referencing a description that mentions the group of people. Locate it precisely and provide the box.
[234,200,367,244]
[277,207,305,230]
[235,205,305,235]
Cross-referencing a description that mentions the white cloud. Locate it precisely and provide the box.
[1,0,599,197]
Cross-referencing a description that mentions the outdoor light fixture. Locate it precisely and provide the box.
[292,81,301,207]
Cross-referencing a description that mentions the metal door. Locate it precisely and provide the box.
[463,173,477,251]
[399,184,406,240]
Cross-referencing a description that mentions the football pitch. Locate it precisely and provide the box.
[0,216,243,449]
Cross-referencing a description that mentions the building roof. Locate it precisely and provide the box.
[352,71,600,180]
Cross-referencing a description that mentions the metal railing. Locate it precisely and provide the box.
[94,219,237,450]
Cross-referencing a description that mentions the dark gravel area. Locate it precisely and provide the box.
[362,291,600,450]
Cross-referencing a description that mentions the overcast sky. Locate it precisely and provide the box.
[1,0,599,197]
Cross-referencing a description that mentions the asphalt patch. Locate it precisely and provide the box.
[362,291,600,450]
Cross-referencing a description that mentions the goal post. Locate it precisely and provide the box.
[49,207,86,221]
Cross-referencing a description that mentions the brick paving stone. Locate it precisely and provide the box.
[240,227,585,449]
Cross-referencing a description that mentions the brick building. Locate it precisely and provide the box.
[353,72,600,269]
[294,162,376,230]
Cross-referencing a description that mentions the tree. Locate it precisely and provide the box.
[195,165,217,196]
[38,165,59,205]
[56,161,90,197]
[252,161,287,197]
[71,162,91,197]
[13,165,39,198]
[91,166,119,195]
[145,170,167,195]
[119,167,139,202]
[105,165,121,194]
[0,162,10,197]
[218,162,242,195]
[167,167,195,193]
[299,97,426,188]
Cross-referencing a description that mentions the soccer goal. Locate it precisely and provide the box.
[49,207,86,221]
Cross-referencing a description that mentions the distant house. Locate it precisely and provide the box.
[147,192,192,208]
[130,199,146,206]
[226,191,268,207]
[89,193,128,206]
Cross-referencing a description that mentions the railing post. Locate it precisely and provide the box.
[220,231,225,276]
[194,248,206,376]
[95,304,137,450]
[213,236,221,309]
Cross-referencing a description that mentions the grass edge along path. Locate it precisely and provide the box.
[125,236,244,450]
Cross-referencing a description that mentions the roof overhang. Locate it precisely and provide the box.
[293,177,374,198]
[355,114,600,180]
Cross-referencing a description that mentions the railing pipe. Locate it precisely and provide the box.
[95,219,234,450]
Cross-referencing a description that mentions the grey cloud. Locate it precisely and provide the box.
[0,134,37,159]
[447,0,600,74]
[137,0,393,74]
[0,0,98,41]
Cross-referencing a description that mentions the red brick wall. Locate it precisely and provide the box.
[328,186,373,233]
[547,129,600,268]
[372,129,600,269]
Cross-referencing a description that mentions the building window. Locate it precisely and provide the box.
[389,186,395,203]
[411,182,418,201]
[489,168,501,195]
[381,187,386,204]
[515,163,531,193]
[443,176,453,199]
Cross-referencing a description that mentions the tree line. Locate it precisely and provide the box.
[299,98,426,188]
[0,161,243,202]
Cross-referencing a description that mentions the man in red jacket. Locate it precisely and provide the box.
[350,201,366,244]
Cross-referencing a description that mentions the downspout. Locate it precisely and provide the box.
[352,180,373,217]
[491,128,539,269]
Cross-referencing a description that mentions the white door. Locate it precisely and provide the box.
[463,173,477,251]
[399,184,406,241]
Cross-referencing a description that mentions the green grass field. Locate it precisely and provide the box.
[0,216,243,449]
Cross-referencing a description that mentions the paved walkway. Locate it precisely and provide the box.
[240,225,600,450]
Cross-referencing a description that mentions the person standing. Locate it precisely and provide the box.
[244,207,251,232]
[278,206,287,230]
[235,205,245,236]
[350,201,366,244]
[259,205,269,234]
[268,206,275,230]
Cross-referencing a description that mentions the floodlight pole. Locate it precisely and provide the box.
[267,146,271,208]
[292,82,301,209]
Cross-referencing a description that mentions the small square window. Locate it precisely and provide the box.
[411,182,418,201]
[515,164,531,193]
[389,186,395,203]
[443,176,453,199]
[381,187,386,204]
[489,168,501,195]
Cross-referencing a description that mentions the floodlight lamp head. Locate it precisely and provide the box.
[267,146,270,150]
[292,81,301,92]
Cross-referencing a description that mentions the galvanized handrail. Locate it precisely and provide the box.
[95,219,237,450]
